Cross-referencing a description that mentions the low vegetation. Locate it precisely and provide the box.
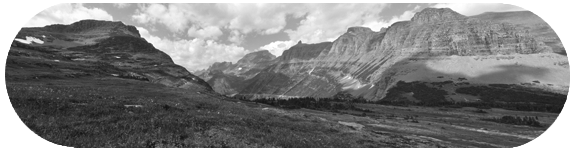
[8,78,376,147]
[377,81,565,113]
[481,116,543,127]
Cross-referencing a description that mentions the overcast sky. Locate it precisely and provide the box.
[23,3,524,71]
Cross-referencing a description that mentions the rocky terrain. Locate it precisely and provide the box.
[205,8,568,101]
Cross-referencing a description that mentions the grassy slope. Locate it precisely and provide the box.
[8,78,361,147]
[6,45,453,147]
[6,43,561,148]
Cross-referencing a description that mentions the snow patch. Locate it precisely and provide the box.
[14,36,44,44]
[238,67,243,70]
[339,74,369,90]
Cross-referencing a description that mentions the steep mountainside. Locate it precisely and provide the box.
[7,20,213,92]
[470,11,564,55]
[206,8,568,100]
[195,50,277,94]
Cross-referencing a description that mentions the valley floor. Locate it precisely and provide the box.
[6,76,557,147]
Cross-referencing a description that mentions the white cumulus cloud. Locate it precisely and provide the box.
[132,4,189,33]
[113,3,131,9]
[138,27,249,71]
[187,26,223,40]
[284,4,388,44]
[24,3,114,27]
[259,40,298,56]
[362,6,419,30]
[132,4,309,44]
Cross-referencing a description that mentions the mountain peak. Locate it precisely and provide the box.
[237,50,276,66]
[247,50,274,57]
[44,19,141,37]
[411,8,466,23]
[347,26,374,33]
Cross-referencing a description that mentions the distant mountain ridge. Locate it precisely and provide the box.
[203,8,568,100]
[194,50,277,94]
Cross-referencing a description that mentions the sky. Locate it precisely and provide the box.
[23,3,525,71]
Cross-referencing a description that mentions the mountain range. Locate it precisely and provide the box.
[196,8,568,100]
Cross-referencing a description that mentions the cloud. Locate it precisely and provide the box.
[362,6,419,31]
[131,4,398,64]
[228,30,245,45]
[187,26,223,40]
[284,4,388,43]
[113,3,131,9]
[24,3,114,27]
[132,4,189,33]
[138,27,249,71]
[132,4,306,43]
[431,3,525,16]
[259,40,297,56]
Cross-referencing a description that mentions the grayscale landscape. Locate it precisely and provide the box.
[5,3,568,148]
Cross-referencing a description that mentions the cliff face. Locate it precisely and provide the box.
[470,11,564,54]
[9,20,213,92]
[207,8,567,100]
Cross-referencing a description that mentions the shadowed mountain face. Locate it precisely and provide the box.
[7,19,213,92]
[204,8,568,100]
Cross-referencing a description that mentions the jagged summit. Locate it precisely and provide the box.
[411,8,466,23]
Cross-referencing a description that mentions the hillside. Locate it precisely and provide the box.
[9,20,212,92]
